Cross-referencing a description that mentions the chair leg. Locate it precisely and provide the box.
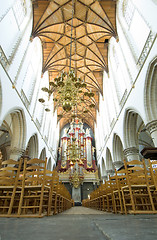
[147,187,155,212]
[129,187,136,213]
[48,189,53,216]
[8,188,17,215]
[121,189,127,214]
[54,193,58,215]
[39,186,45,216]
[18,191,24,216]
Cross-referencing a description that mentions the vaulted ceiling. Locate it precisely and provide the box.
[32,0,117,131]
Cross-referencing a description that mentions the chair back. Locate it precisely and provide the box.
[115,168,127,190]
[123,159,147,185]
[22,158,47,186]
[109,175,118,192]
[148,159,157,190]
[0,159,22,186]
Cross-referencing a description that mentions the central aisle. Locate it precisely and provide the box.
[61,206,107,215]
[0,207,157,240]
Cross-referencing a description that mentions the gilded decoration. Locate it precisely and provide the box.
[57,118,99,188]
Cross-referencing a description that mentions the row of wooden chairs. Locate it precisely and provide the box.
[82,159,157,214]
[0,157,73,217]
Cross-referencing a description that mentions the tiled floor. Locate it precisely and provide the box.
[0,207,157,240]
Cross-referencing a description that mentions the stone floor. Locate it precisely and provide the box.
[0,207,157,240]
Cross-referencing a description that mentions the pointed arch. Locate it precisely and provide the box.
[26,134,38,159]
[123,109,154,159]
[47,157,52,170]
[123,109,139,149]
[39,148,46,160]
[0,109,26,160]
[106,147,114,173]
[144,56,157,122]
[53,163,56,170]
[101,157,107,178]
[112,133,124,165]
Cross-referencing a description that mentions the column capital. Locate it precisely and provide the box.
[101,175,108,180]
[9,147,25,160]
[113,161,123,169]
[146,120,157,134]
[123,147,139,157]
[106,169,115,175]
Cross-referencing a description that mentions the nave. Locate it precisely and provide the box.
[0,0,157,238]
[0,206,157,240]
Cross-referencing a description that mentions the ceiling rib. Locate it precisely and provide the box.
[32,0,117,131]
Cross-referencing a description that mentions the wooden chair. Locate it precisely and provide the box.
[59,184,72,212]
[148,159,157,210]
[148,159,157,190]
[41,169,73,215]
[17,157,48,217]
[96,181,106,212]
[88,189,98,209]
[82,199,89,207]
[56,182,64,213]
[39,168,73,215]
[121,159,156,214]
[95,188,101,210]
[113,169,127,214]
[47,170,60,215]
[107,175,118,213]
[98,184,104,211]
[40,169,57,216]
[0,159,22,216]
[64,187,73,210]
[92,187,100,210]
[101,180,112,212]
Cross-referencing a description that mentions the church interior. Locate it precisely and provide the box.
[0,0,157,239]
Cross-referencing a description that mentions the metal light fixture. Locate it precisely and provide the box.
[67,120,84,188]
[51,71,89,112]
[38,0,95,115]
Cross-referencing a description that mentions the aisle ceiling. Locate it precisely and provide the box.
[32,0,117,130]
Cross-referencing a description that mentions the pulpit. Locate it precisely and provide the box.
[141,147,157,159]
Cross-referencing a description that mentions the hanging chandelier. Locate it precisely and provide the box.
[67,118,85,188]
[50,70,90,112]
[38,0,95,115]
[40,71,95,113]
[68,138,84,188]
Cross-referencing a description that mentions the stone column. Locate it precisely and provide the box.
[9,147,25,161]
[101,175,108,183]
[106,169,115,177]
[123,147,139,161]
[146,120,157,146]
[113,161,123,170]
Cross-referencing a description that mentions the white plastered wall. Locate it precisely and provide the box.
[0,0,59,166]
[95,0,157,175]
